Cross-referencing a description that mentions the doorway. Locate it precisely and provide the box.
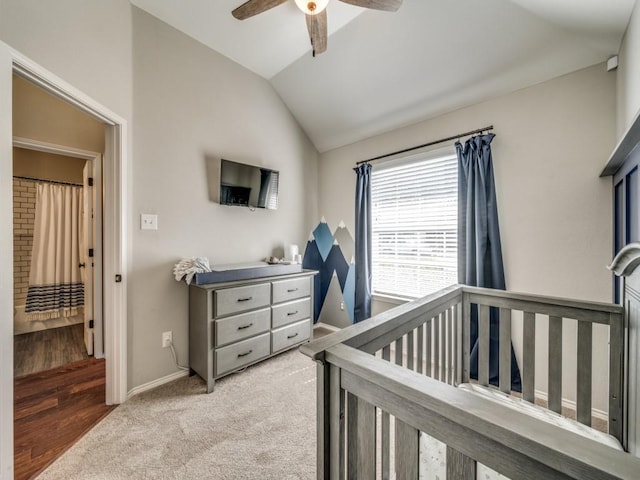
[0,46,129,478]
[11,75,111,479]
[12,143,103,376]
[12,74,105,371]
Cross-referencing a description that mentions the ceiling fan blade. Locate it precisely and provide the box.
[306,10,327,56]
[338,0,402,12]
[232,0,288,20]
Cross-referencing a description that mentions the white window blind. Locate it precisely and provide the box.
[371,151,458,299]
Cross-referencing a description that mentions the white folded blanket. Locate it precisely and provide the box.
[173,257,211,285]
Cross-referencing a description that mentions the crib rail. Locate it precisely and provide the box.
[462,286,624,440]
[301,285,628,479]
[323,342,639,480]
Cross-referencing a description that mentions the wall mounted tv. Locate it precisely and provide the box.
[219,159,279,210]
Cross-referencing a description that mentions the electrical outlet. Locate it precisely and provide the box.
[162,331,172,348]
[340,302,344,311]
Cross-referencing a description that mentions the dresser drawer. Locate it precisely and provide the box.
[271,319,310,353]
[271,297,311,329]
[215,308,270,347]
[215,283,271,317]
[215,333,270,376]
[272,277,311,304]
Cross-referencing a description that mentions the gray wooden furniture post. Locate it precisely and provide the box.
[609,242,640,454]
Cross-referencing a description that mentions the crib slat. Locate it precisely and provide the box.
[499,308,512,393]
[395,419,419,479]
[426,318,432,378]
[478,305,490,387]
[381,346,390,480]
[455,303,462,385]
[576,321,592,427]
[522,312,536,403]
[395,337,403,367]
[407,330,414,371]
[446,446,477,479]
[462,296,471,383]
[447,308,453,384]
[548,316,563,414]
[417,324,424,374]
[351,396,376,480]
[330,364,345,480]
[434,314,441,381]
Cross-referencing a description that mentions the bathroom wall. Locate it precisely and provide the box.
[12,178,35,310]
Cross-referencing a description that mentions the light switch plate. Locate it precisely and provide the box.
[141,213,158,230]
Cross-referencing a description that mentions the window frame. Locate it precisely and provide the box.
[370,146,458,301]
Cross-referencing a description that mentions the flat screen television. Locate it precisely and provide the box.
[219,159,279,210]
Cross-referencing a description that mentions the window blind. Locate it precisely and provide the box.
[371,152,458,299]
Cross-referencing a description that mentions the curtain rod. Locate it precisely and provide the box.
[13,175,83,187]
[356,125,494,165]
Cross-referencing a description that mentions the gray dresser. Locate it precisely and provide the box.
[189,271,316,393]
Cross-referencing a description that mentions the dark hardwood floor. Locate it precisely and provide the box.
[14,323,89,377]
[14,358,115,480]
[14,325,112,479]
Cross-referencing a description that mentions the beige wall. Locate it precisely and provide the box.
[13,148,86,184]
[319,63,616,410]
[129,9,319,389]
[13,75,105,153]
[617,0,640,138]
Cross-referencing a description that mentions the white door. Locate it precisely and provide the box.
[82,161,94,355]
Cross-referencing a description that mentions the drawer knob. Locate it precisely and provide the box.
[287,332,299,339]
[237,296,253,302]
[237,350,253,358]
[237,323,254,330]
[287,310,299,316]
[287,288,298,293]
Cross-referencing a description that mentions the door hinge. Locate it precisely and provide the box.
[88,248,94,258]
[88,320,94,329]
[88,177,94,187]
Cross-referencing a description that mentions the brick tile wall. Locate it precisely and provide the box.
[13,179,36,306]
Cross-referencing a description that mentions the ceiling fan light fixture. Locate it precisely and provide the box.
[294,0,329,15]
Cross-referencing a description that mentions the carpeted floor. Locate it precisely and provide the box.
[36,348,318,480]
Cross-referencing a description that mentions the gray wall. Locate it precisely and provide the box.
[318,63,616,410]
[0,1,133,475]
[617,0,640,137]
[130,9,318,388]
[0,1,319,396]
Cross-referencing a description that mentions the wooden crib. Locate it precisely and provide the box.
[301,270,640,478]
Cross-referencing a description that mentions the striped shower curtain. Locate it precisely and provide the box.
[25,183,84,320]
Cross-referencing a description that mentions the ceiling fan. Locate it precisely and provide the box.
[232,0,402,56]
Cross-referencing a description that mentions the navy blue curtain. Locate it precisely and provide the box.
[354,163,372,322]
[456,134,522,391]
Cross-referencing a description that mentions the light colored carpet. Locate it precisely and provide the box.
[36,349,317,480]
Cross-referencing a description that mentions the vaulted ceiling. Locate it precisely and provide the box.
[131,0,636,152]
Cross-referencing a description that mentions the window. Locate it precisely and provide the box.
[371,149,458,299]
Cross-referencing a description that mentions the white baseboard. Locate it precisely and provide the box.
[314,322,341,332]
[534,389,608,421]
[127,370,190,399]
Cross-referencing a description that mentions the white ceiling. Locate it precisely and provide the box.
[131,0,636,152]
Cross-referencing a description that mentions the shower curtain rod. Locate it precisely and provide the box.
[356,125,494,165]
[13,175,82,187]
